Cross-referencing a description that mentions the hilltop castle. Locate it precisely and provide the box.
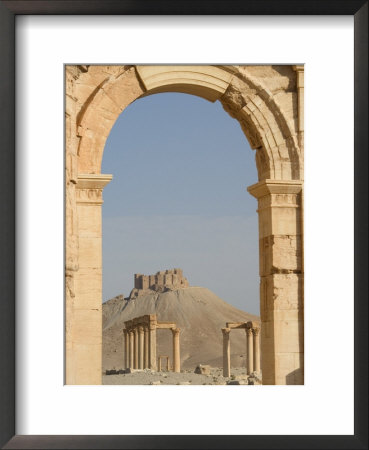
[129,268,189,299]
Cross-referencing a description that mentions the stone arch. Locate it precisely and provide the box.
[65,64,304,385]
[75,65,303,181]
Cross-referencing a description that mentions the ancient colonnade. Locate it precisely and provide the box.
[123,314,181,372]
[222,321,260,377]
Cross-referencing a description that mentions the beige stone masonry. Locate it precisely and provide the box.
[171,328,181,373]
[144,326,149,369]
[123,329,129,370]
[65,174,111,385]
[158,355,170,372]
[136,65,233,102]
[123,314,180,373]
[246,327,254,375]
[252,326,261,373]
[248,179,304,385]
[138,326,144,370]
[222,328,231,377]
[222,321,261,378]
[66,65,304,385]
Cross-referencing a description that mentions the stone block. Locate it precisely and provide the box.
[194,364,211,375]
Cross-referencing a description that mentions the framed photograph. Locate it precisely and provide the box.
[0,1,367,448]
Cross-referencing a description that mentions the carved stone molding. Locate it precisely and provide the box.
[76,174,112,205]
[247,179,303,200]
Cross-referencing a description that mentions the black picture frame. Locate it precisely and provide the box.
[0,1,367,449]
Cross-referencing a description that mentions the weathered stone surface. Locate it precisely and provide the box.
[194,364,211,375]
[248,372,262,385]
[66,65,304,386]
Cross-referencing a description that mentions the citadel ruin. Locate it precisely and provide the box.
[129,268,189,298]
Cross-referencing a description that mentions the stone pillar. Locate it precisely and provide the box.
[129,330,134,369]
[252,327,261,373]
[248,180,303,385]
[67,174,112,385]
[222,328,231,377]
[144,326,149,369]
[123,329,129,370]
[138,326,144,369]
[158,357,162,372]
[171,328,181,373]
[293,65,304,144]
[133,327,139,369]
[246,327,254,375]
[149,315,157,371]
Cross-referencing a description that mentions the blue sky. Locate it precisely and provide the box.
[101,93,260,314]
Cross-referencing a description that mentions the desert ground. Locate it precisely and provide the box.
[103,367,261,385]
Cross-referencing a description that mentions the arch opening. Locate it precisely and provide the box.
[101,92,260,375]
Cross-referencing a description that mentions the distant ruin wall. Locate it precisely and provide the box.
[132,269,189,296]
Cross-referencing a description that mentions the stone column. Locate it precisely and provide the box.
[149,315,157,371]
[222,328,231,377]
[144,326,149,369]
[248,180,304,385]
[129,330,134,369]
[246,327,254,375]
[68,174,112,385]
[158,357,162,372]
[171,328,181,373]
[134,327,139,369]
[138,326,144,369]
[252,327,261,373]
[123,329,129,370]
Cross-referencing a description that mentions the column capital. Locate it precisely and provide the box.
[171,327,180,336]
[222,327,231,336]
[246,321,259,328]
[247,179,303,199]
[76,174,113,205]
[76,174,113,190]
[123,329,128,336]
[252,327,260,336]
[246,327,253,336]
[292,65,304,88]
[138,325,144,334]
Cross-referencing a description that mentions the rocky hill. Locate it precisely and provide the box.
[103,286,259,372]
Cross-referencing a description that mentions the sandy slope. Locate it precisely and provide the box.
[103,287,259,372]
